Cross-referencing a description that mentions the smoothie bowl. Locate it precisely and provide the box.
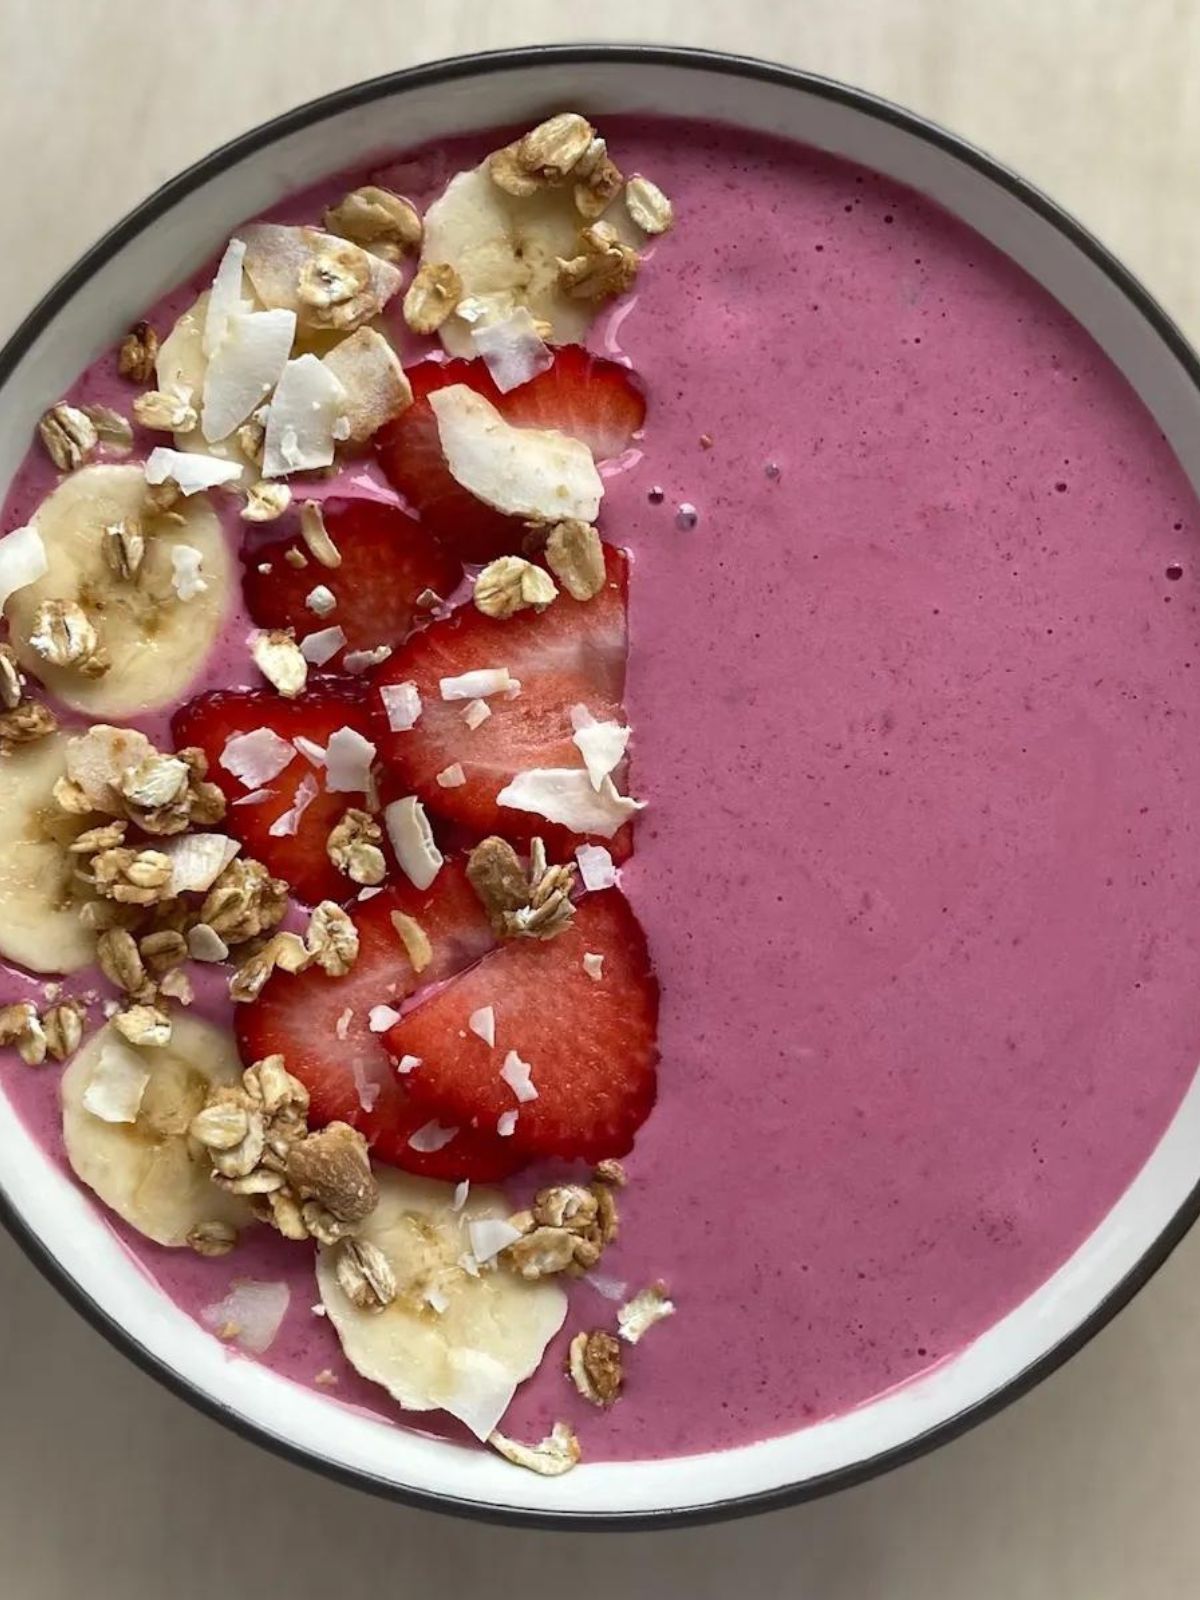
[3,46,1200,1527]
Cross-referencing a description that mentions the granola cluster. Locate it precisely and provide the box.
[466,836,576,941]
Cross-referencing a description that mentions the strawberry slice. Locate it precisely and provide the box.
[235,864,522,1180]
[375,347,646,562]
[240,498,461,664]
[171,684,373,907]
[370,544,630,853]
[387,889,659,1162]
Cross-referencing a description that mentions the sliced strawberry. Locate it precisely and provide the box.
[235,864,522,1180]
[388,890,659,1162]
[375,347,646,562]
[370,544,629,853]
[171,684,373,907]
[240,498,461,663]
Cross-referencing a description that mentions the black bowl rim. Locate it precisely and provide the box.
[3,41,1200,1532]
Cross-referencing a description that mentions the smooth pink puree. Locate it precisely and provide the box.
[4,116,1200,1463]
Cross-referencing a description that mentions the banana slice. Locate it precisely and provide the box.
[61,1015,254,1247]
[0,731,94,974]
[316,1171,567,1440]
[5,464,233,718]
[421,163,640,358]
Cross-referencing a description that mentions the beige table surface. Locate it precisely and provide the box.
[3,1,1200,1595]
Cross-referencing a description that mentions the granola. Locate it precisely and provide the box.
[466,836,576,941]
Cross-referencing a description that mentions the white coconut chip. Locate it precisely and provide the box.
[396,1054,422,1076]
[187,924,229,963]
[582,952,605,982]
[202,237,250,357]
[500,1049,538,1104]
[220,727,295,788]
[350,1055,381,1113]
[585,1271,628,1303]
[240,223,402,326]
[408,1119,457,1153]
[368,1004,403,1033]
[145,447,243,495]
[436,763,466,789]
[468,1005,496,1047]
[452,1180,470,1212]
[575,843,618,892]
[82,1041,150,1124]
[385,796,443,890]
[343,645,392,674]
[201,1280,290,1355]
[618,1283,676,1345]
[293,735,326,766]
[170,544,208,601]
[570,709,631,791]
[496,769,644,839]
[471,307,554,394]
[443,1348,520,1442]
[232,787,274,807]
[299,625,346,665]
[496,1110,518,1138]
[306,584,337,617]
[0,524,47,610]
[439,667,513,702]
[462,698,491,731]
[201,307,296,443]
[162,833,241,895]
[321,327,413,443]
[268,773,318,837]
[335,1007,353,1042]
[261,354,347,478]
[467,1217,524,1264]
[324,726,375,792]
[380,681,422,731]
[429,386,603,523]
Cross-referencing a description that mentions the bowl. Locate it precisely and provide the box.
[3,44,1200,1529]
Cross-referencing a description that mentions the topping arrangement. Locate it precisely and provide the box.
[0,112,676,1473]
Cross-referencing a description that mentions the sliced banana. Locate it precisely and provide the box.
[0,731,94,974]
[61,1015,254,1247]
[5,464,233,718]
[422,163,640,358]
[316,1171,567,1440]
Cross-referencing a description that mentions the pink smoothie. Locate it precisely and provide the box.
[4,116,1200,1464]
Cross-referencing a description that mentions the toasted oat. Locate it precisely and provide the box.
[143,479,182,517]
[0,645,22,711]
[466,836,575,941]
[488,143,542,198]
[0,701,58,752]
[28,601,109,677]
[517,113,596,183]
[574,140,624,221]
[187,1220,239,1258]
[617,1282,675,1344]
[287,1122,377,1226]
[567,1329,623,1407]
[544,519,606,601]
[504,1226,579,1281]
[96,928,151,998]
[0,1002,48,1066]
[132,389,198,432]
[88,846,173,906]
[38,403,99,471]
[473,556,558,619]
[200,858,288,944]
[120,754,189,813]
[117,321,159,384]
[229,930,311,1002]
[593,1158,627,1188]
[489,1421,580,1477]
[251,630,308,698]
[624,175,674,235]
[83,404,134,453]
[112,1003,171,1048]
[299,501,341,568]
[157,967,194,1005]
[324,186,422,258]
[334,1236,397,1312]
[241,481,291,522]
[305,901,359,976]
[237,418,266,465]
[101,517,146,582]
[557,222,639,302]
[388,910,432,974]
[138,929,189,976]
[326,809,386,887]
[296,238,374,325]
[403,262,462,335]
[503,1172,620,1281]
[42,998,86,1062]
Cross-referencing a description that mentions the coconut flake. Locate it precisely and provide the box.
[439,667,513,702]
[408,1119,457,1153]
[618,1283,676,1345]
[500,1049,538,1104]
[424,1284,450,1315]
[430,386,602,522]
[170,544,208,601]
[350,1054,381,1113]
[220,727,295,787]
[385,796,443,890]
[497,769,644,839]
[202,237,249,356]
[467,1217,524,1264]
[324,726,375,792]
[0,524,47,610]
[268,772,318,837]
[321,327,413,443]
[396,1054,422,1075]
[187,924,229,962]
[145,447,243,495]
[201,1280,290,1355]
[306,584,337,617]
[471,307,554,393]
[293,735,326,766]
[443,1348,519,1441]
[452,1180,470,1212]
[436,763,466,789]
[380,681,422,731]
[162,833,241,895]
[368,1004,403,1033]
[201,307,296,442]
[232,787,274,807]
[582,952,605,982]
[575,842,618,891]
[571,715,630,791]
[299,625,346,665]
[462,698,492,731]
[335,1007,353,1042]
[82,1041,150,1123]
[261,354,347,478]
[343,645,392,674]
[468,1005,496,1047]
[496,1110,519,1138]
[585,1271,628,1303]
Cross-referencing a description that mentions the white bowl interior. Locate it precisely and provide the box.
[3,52,1200,1521]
